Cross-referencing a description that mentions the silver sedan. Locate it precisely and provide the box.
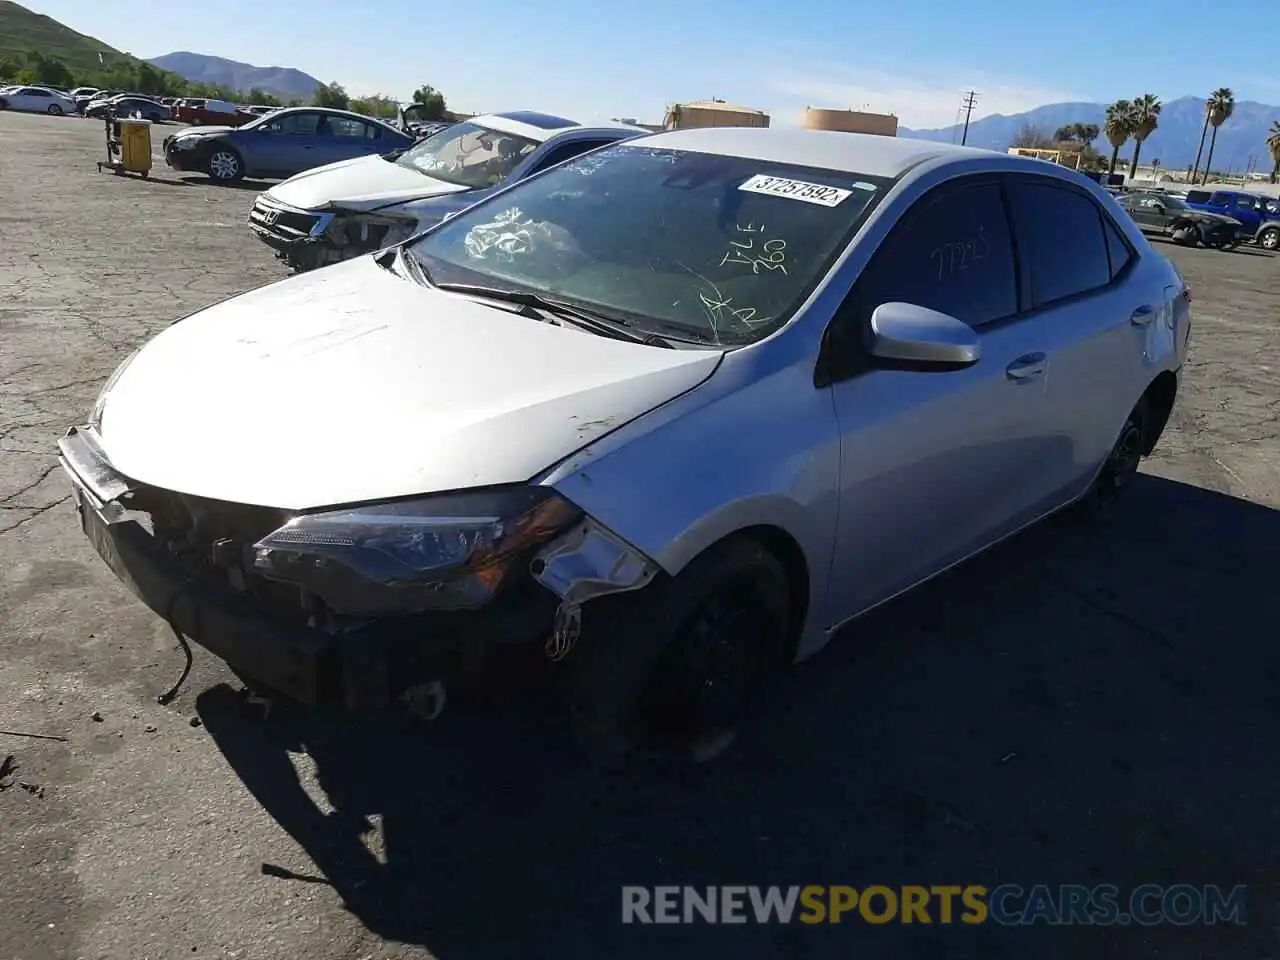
[0,85,77,115]
[59,128,1190,764]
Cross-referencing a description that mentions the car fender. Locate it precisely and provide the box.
[538,342,842,660]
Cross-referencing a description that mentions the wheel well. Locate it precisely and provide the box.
[1141,371,1177,455]
[726,525,810,663]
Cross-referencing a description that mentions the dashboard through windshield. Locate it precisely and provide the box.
[396,122,539,189]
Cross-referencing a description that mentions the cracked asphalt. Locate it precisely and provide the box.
[2,109,1279,960]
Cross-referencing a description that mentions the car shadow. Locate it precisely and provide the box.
[178,176,277,190]
[197,474,1280,959]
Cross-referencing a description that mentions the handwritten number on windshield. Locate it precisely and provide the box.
[721,223,789,275]
[928,226,989,281]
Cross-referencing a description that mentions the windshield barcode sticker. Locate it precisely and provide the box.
[738,175,853,207]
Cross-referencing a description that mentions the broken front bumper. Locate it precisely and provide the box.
[57,428,559,709]
[247,195,335,252]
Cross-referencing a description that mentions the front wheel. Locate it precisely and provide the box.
[47,104,63,116]
[1258,228,1280,251]
[206,148,243,183]
[567,537,791,766]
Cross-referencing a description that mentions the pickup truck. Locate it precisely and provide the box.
[1183,189,1280,250]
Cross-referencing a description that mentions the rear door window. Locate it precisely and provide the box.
[1007,178,1112,308]
[855,179,1017,328]
[326,116,378,139]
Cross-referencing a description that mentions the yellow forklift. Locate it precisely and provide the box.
[97,108,153,178]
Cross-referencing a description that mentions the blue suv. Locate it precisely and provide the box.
[1184,189,1280,250]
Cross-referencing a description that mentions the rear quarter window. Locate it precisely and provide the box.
[1008,178,1112,308]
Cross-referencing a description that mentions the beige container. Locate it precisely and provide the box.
[666,100,770,130]
[800,108,898,137]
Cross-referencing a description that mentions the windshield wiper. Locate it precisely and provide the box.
[431,282,670,347]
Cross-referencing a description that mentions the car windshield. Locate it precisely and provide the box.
[395,121,539,188]
[408,143,887,345]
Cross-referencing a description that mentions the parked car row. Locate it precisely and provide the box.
[62,127,1191,762]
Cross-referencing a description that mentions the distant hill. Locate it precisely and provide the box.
[147,52,321,101]
[0,0,125,74]
[901,96,1280,171]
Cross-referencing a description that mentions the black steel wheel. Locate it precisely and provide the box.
[568,538,790,766]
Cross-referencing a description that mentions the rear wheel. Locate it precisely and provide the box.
[47,104,63,116]
[1258,227,1280,251]
[567,537,791,766]
[1077,398,1148,520]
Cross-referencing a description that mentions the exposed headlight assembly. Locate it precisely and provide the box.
[251,487,581,616]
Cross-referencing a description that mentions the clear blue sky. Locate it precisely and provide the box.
[25,0,1280,128]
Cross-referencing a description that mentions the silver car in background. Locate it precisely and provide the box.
[248,111,647,271]
[59,129,1190,764]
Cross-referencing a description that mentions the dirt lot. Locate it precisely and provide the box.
[1,109,1278,960]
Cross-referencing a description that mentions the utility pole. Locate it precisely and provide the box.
[960,91,979,146]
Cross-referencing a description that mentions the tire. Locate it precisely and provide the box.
[191,117,202,126]
[1258,228,1280,251]
[206,148,244,183]
[47,103,63,116]
[1173,224,1200,246]
[567,537,791,766]
[1077,398,1148,520]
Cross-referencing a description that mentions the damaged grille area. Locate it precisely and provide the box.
[126,486,329,628]
[248,198,323,242]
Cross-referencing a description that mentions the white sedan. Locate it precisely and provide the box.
[0,85,77,116]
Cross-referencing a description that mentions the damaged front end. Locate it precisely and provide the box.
[58,425,663,713]
[248,194,417,272]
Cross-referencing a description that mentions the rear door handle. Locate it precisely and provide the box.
[1130,305,1156,326]
[1006,352,1047,382]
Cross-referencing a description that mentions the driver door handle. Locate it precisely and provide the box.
[1130,305,1156,326]
[1006,352,1047,383]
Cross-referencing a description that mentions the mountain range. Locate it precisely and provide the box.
[900,97,1280,172]
[146,51,322,102]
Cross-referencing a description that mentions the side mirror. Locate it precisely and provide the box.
[868,302,980,368]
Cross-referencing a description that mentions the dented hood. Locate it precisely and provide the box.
[96,256,721,510]
[265,153,471,213]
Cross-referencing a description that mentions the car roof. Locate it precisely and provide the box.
[622,127,999,178]
[468,110,649,144]
[263,106,406,132]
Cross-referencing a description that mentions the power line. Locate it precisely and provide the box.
[960,90,979,146]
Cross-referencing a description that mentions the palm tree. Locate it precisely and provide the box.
[1191,95,1214,181]
[1199,88,1235,185]
[1127,94,1161,179]
[1104,99,1134,177]
[1266,120,1280,184]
